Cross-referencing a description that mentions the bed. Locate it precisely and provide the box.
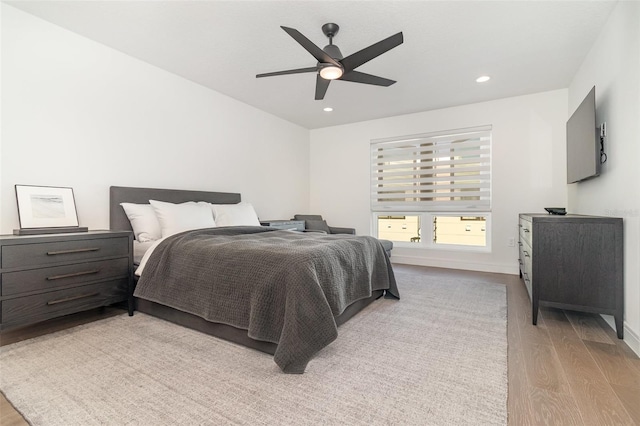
[109,186,398,373]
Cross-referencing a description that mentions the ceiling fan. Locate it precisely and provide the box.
[256,23,404,100]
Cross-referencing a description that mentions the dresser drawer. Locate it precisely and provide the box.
[522,267,532,301]
[1,237,129,269]
[519,217,532,247]
[2,258,129,297]
[520,238,532,265]
[519,237,533,300]
[518,241,525,271]
[523,253,533,301]
[1,278,128,328]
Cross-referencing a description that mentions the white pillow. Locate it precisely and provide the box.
[210,202,260,227]
[149,200,216,238]
[120,203,162,242]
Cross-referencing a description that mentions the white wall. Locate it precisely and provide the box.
[310,90,568,274]
[567,1,640,355]
[0,5,310,233]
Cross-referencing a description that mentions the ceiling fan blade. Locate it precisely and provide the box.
[281,26,341,67]
[315,75,330,100]
[340,71,396,86]
[256,67,317,78]
[340,32,403,72]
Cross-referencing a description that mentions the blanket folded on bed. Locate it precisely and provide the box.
[134,227,399,373]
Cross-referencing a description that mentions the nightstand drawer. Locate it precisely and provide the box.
[1,237,129,269]
[1,278,128,328]
[2,258,129,297]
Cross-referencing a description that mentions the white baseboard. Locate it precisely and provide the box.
[390,255,519,275]
[601,315,640,357]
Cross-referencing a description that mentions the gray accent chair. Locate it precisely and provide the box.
[293,214,393,257]
[293,214,355,235]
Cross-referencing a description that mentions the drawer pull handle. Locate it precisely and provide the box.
[523,229,530,233]
[47,248,100,256]
[47,247,100,256]
[47,292,99,306]
[46,270,101,281]
[524,251,530,257]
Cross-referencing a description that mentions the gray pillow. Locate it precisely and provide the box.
[305,219,331,234]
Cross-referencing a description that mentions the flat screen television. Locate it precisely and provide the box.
[567,86,600,183]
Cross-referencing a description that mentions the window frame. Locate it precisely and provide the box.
[372,212,492,252]
[370,126,492,252]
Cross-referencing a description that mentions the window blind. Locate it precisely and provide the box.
[371,126,491,212]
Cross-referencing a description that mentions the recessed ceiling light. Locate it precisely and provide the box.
[323,107,333,112]
[476,75,491,83]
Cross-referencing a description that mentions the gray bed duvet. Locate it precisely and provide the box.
[134,226,399,373]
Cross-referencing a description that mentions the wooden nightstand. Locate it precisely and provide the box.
[0,230,133,331]
[260,220,305,231]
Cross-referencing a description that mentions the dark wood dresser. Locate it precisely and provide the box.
[518,214,623,338]
[0,230,133,331]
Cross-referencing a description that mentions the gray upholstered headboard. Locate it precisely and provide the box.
[109,186,242,233]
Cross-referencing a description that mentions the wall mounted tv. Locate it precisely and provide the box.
[567,86,600,183]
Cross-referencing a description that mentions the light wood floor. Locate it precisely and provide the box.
[1,265,639,425]
[0,307,123,426]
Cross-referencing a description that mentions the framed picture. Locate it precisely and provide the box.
[15,185,80,229]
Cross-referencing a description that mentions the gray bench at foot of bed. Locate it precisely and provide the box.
[379,239,393,257]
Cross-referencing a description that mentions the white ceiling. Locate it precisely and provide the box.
[7,1,617,129]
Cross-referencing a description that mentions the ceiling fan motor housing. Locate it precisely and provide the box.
[322,44,343,61]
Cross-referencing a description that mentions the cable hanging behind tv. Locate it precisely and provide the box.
[566,86,603,184]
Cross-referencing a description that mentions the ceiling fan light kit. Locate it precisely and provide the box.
[256,23,403,100]
[319,64,343,80]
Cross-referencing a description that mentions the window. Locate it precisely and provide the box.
[432,215,486,246]
[377,215,421,243]
[371,126,491,249]
[375,213,490,249]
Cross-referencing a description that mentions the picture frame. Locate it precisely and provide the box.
[15,184,80,229]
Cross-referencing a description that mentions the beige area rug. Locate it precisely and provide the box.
[0,269,507,425]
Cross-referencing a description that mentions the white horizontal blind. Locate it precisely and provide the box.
[371,126,491,212]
